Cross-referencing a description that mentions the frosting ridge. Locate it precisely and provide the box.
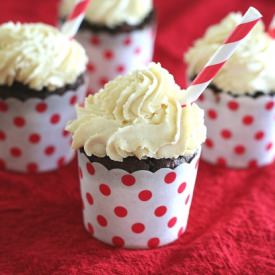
[60,0,153,27]
[185,13,275,94]
[0,22,87,91]
[67,63,206,161]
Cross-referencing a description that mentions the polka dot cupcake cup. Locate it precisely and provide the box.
[78,150,201,249]
[198,88,275,168]
[0,85,86,173]
[76,25,155,94]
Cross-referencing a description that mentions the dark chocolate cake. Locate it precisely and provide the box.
[80,148,197,173]
[0,74,85,101]
[191,76,275,98]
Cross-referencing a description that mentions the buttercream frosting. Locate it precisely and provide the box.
[67,63,206,161]
[0,22,87,91]
[185,13,275,95]
[60,0,153,27]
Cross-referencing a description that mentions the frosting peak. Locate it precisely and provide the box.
[185,13,275,94]
[67,63,206,161]
[0,22,87,91]
[60,0,153,27]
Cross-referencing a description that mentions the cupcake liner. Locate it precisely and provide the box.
[198,88,275,168]
[76,24,155,94]
[0,84,86,173]
[78,149,201,249]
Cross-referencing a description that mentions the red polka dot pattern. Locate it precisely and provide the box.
[50,114,60,124]
[69,95,78,105]
[254,131,265,141]
[217,157,227,167]
[86,193,94,205]
[242,115,254,125]
[0,101,8,112]
[97,215,108,227]
[227,100,239,111]
[121,175,136,186]
[0,88,86,173]
[86,163,95,175]
[78,151,200,248]
[248,160,258,168]
[10,147,22,158]
[138,190,152,201]
[207,109,218,120]
[164,172,176,184]
[45,146,55,156]
[234,145,246,155]
[132,223,145,234]
[198,89,275,168]
[265,101,274,110]
[114,206,128,218]
[154,206,167,217]
[221,129,232,139]
[87,223,94,234]
[178,182,187,194]
[112,236,125,247]
[99,184,111,196]
[185,195,191,205]
[205,138,214,148]
[103,50,114,60]
[78,25,154,98]
[36,102,48,113]
[90,35,100,45]
[14,117,26,127]
[168,217,177,228]
[27,163,38,173]
[0,131,6,141]
[29,133,41,144]
[147,238,160,249]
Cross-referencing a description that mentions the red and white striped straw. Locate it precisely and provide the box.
[268,15,275,38]
[61,0,91,38]
[183,7,262,105]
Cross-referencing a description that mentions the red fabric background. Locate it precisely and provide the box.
[1,0,275,274]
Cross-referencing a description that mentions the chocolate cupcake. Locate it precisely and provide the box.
[60,0,156,94]
[0,22,88,173]
[185,13,275,168]
[67,63,206,249]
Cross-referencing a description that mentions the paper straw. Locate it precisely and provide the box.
[182,7,262,105]
[268,16,275,38]
[61,0,91,38]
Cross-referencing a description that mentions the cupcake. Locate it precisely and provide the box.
[0,22,88,173]
[60,0,156,94]
[185,13,275,168]
[66,63,206,249]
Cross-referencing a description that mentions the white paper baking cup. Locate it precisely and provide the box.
[198,88,275,168]
[78,149,201,249]
[0,84,86,173]
[75,24,155,94]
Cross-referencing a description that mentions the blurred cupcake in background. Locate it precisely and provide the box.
[60,0,156,94]
[185,13,275,168]
[0,22,87,173]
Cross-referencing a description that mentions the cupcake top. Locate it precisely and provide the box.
[0,22,87,91]
[60,0,153,28]
[67,63,206,161]
[185,13,275,95]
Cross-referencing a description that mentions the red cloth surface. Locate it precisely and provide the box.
[1,0,275,274]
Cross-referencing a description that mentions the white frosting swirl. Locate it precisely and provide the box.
[185,13,275,94]
[0,22,87,91]
[67,63,206,161]
[60,0,153,27]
